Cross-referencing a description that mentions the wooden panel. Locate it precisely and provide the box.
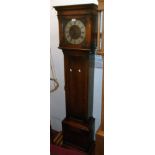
[95,1,104,154]
[66,55,88,119]
[62,118,95,152]
[98,0,104,11]
[95,130,104,155]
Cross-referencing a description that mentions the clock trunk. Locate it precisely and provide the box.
[64,50,95,121]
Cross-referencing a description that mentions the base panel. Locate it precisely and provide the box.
[62,117,95,152]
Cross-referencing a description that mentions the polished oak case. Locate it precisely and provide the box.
[54,4,98,152]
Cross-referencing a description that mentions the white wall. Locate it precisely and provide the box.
[50,0,102,134]
[50,0,98,6]
[50,3,66,131]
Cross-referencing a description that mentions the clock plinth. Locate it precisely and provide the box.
[54,4,98,152]
[62,117,95,152]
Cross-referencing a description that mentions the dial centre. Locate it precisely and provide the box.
[69,25,81,39]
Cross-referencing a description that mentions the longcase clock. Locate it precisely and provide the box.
[54,4,98,152]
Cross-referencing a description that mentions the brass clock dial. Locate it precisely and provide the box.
[65,19,86,45]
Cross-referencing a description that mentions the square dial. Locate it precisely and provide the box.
[65,19,86,45]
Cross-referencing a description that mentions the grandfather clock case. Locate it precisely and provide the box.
[54,4,98,152]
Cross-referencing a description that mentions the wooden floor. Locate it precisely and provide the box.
[51,129,95,155]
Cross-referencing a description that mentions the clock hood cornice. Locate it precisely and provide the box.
[54,4,98,16]
[54,3,97,11]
